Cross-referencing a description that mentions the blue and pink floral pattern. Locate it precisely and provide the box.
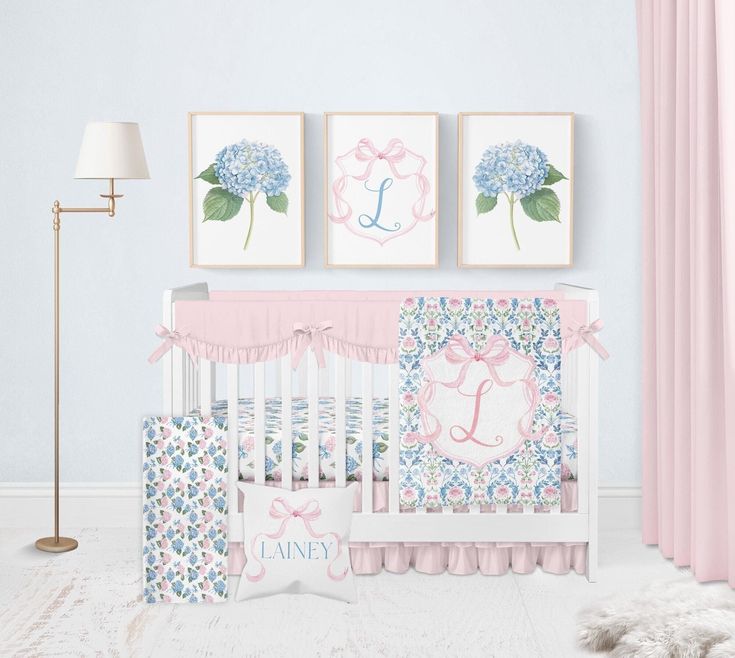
[143,416,228,603]
[195,397,390,482]
[398,297,562,508]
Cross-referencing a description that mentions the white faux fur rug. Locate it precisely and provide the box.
[578,579,735,657]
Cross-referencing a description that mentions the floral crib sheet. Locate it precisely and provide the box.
[190,399,580,483]
[399,297,563,508]
[194,397,390,482]
[143,416,228,603]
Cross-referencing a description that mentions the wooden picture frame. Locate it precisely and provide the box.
[458,112,574,268]
[188,111,305,269]
[324,112,439,268]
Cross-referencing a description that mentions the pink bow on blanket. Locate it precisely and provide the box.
[443,334,513,388]
[563,320,610,360]
[291,321,333,369]
[247,498,347,583]
[147,325,195,364]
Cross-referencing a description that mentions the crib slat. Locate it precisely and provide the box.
[226,365,239,524]
[523,505,534,515]
[200,358,213,416]
[307,350,319,488]
[280,356,293,491]
[320,353,330,396]
[388,363,399,513]
[192,360,199,412]
[469,504,481,514]
[334,356,347,488]
[346,362,354,397]
[361,364,373,514]
[496,504,507,515]
[297,357,308,398]
[254,362,266,485]
[190,359,198,413]
[186,359,192,413]
[172,347,185,415]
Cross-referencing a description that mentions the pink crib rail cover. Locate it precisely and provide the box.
[168,291,587,366]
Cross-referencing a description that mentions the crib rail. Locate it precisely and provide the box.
[162,283,599,581]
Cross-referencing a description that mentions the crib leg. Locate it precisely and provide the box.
[586,537,598,582]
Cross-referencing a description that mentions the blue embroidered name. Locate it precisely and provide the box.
[358,177,401,232]
[259,540,333,560]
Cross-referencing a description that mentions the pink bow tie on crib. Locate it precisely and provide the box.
[147,324,194,364]
[563,320,609,360]
[291,321,333,369]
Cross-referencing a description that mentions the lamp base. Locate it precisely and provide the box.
[35,537,78,553]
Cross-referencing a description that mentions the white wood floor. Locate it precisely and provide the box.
[0,527,690,657]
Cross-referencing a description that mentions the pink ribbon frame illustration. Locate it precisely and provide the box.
[329,137,435,246]
[246,497,348,583]
[408,334,543,469]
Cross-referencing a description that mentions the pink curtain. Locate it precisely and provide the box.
[639,0,735,584]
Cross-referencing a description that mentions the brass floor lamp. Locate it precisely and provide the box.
[36,122,149,553]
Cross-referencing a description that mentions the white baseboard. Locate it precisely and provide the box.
[0,482,642,531]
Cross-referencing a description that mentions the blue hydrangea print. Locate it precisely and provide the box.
[195,139,291,250]
[473,140,567,250]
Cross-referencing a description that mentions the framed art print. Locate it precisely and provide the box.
[458,112,574,268]
[189,112,304,268]
[324,112,438,268]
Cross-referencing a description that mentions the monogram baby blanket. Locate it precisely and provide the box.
[143,416,228,603]
[398,297,562,508]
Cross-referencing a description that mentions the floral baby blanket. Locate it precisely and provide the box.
[143,416,228,603]
[399,297,562,508]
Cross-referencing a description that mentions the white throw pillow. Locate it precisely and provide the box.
[236,483,357,602]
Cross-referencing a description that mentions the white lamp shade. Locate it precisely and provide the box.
[74,122,150,179]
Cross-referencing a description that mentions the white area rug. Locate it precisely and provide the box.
[0,526,696,657]
[578,579,735,657]
[0,528,541,657]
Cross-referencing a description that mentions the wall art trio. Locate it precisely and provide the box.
[188,111,573,269]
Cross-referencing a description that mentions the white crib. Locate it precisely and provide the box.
[161,283,600,581]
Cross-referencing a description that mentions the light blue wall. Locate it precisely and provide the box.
[0,0,640,484]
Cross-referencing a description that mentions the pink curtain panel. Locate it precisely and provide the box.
[638,0,735,585]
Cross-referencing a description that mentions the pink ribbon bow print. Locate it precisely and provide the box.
[247,498,347,583]
[329,137,435,246]
[443,334,512,390]
[147,324,195,364]
[291,321,333,369]
[563,320,610,360]
[353,138,408,172]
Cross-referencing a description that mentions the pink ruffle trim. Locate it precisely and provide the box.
[179,334,398,366]
[229,481,585,576]
[349,541,587,576]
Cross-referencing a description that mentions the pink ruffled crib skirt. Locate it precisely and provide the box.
[229,480,586,576]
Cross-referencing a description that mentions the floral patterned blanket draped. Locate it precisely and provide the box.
[143,416,229,603]
[399,297,562,508]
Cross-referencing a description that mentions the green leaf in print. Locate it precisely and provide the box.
[377,443,388,453]
[543,164,567,186]
[196,163,220,185]
[520,187,561,223]
[476,193,498,215]
[202,187,243,222]
[266,192,289,214]
[294,443,306,453]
